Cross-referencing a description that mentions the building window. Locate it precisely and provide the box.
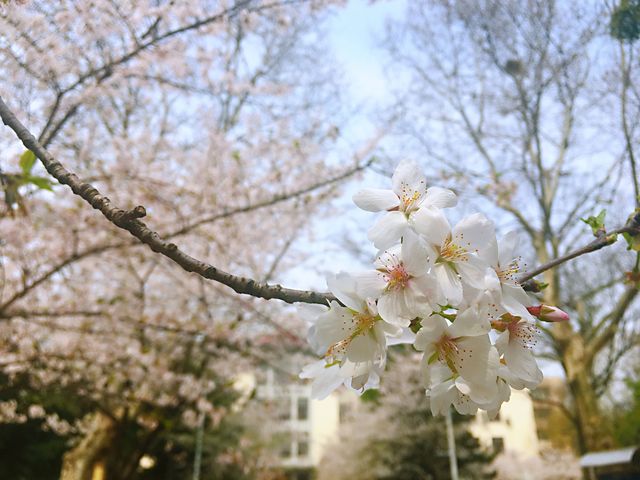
[296,432,309,457]
[279,432,292,458]
[492,437,505,454]
[276,396,291,421]
[297,397,308,421]
[339,402,352,423]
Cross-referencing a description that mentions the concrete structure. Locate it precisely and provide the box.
[469,388,540,458]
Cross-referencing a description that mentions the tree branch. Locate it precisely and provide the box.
[0,96,334,306]
[519,215,640,287]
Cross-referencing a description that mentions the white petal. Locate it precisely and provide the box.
[386,326,415,345]
[457,255,492,289]
[327,272,362,311]
[452,213,495,253]
[352,271,387,299]
[424,186,457,209]
[412,273,443,308]
[368,211,408,250]
[352,188,399,212]
[412,207,451,247]
[504,342,543,385]
[447,307,491,337]
[392,160,427,196]
[480,237,499,268]
[435,263,463,306]
[377,291,411,327]
[498,231,519,267]
[300,361,344,400]
[414,316,448,351]
[401,229,430,275]
[428,379,457,416]
[454,336,498,389]
[347,334,379,362]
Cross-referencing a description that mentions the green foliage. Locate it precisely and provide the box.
[581,209,607,236]
[611,0,640,42]
[611,377,640,446]
[0,372,91,480]
[19,150,36,174]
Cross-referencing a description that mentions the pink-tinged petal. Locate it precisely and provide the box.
[352,271,387,299]
[352,188,399,212]
[402,229,430,275]
[447,307,491,337]
[412,207,451,247]
[435,264,463,306]
[377,290,411,327]
[452,213,495,252]
[392,160,427,196]
[424,186,457,209]
[368,211,408,250]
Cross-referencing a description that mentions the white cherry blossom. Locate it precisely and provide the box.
[415,314,499,404]
[353,160,457,249]
[493,315,543,387]
[355,230,440,326]
[480,231,535,320]
[300,273,400,398]
[413,209,495,305]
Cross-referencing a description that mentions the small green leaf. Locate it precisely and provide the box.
[27,176,53,191]
[19,150,36,174]
[581,209,607,235]
[622,231,640,251]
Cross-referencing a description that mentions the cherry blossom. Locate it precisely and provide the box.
[354,230,440,326]
[297,159,569,414]
[412,208,495,305]
[353,160,457,249]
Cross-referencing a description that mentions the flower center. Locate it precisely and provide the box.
[385,264,411,291]
[495,258,521,283]
[508,320,538,350]
[325,311,378,359]
[399,182,424,213]
[435,335,460,373]
[439,239,467,262]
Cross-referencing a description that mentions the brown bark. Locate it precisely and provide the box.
[543,263,614,454]
[59,412,117,480]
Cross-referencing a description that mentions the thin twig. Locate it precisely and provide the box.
[519,216,640,286]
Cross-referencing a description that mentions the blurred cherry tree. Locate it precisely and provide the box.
[0,1,367,478]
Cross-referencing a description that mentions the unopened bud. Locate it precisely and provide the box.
[527,305,569,322]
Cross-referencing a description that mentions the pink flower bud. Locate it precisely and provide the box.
[527,305,569,322]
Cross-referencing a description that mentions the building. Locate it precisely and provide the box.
[250,365,541,478]
[469,388,540,458]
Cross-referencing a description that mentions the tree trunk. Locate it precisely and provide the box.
[543,265,613,454]
[59,411,117,480]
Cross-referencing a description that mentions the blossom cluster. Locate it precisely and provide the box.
[300,161,568,416]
